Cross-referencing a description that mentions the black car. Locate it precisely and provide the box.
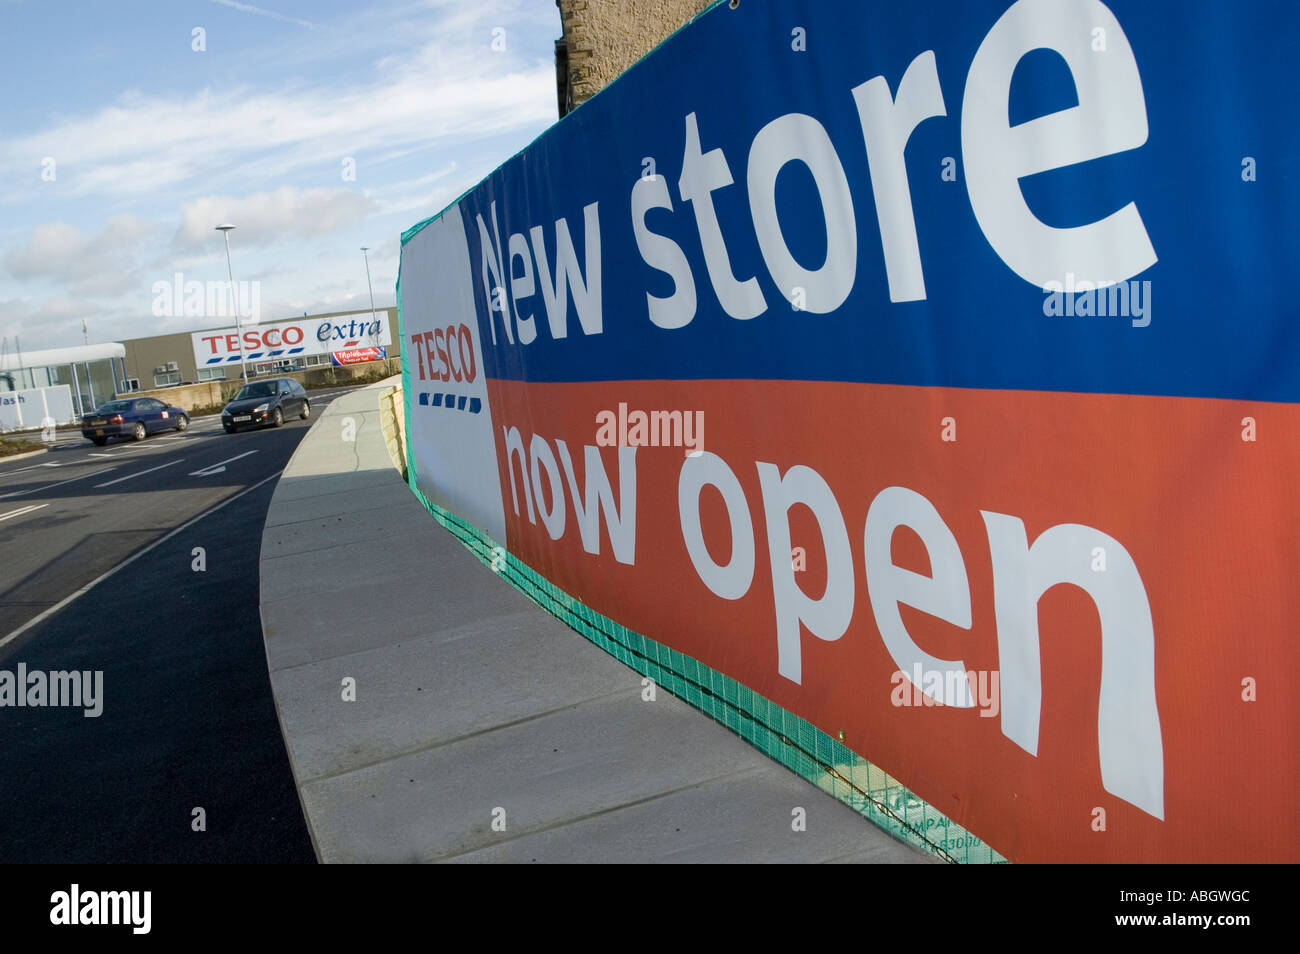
[81,397,189,445]
[221,378,310,433]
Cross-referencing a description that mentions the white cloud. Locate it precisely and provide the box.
[175,187,378,250]
[0,295,106,348]
[205,0,321,31]
[0,38,556,204]
[4,214,156,295]
[4,222,85,279]
[369,162,464,217]
[33,295,98,324]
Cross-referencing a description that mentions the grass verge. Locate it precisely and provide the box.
[0,437,45,457]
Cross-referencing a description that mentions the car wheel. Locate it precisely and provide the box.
[272,407,284,427]
[91,437,108,446]
[132,422,147,441]
[175,414,188,431]
[223,425,236,434]
[300,401,310,420]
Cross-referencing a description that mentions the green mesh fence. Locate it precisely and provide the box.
[399,463,1005,864]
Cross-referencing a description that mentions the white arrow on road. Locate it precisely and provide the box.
[189,450,257,477]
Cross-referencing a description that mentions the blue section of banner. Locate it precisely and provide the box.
[423,0,1298,402]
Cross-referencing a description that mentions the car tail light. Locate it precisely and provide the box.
[108,414,124,424]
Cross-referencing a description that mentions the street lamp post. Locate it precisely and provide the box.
[360,246,379,350]
[215,224,250,386]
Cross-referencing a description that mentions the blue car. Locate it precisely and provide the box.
[81,397,189,445]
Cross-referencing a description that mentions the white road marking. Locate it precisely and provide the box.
[0,503,49,522]
[190,450,257,476]
[94,458,185,487]
[0,469,285,650]
[88,453,114,458]
[0,467,117,499]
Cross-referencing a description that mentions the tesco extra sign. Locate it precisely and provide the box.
[191,312,391,366]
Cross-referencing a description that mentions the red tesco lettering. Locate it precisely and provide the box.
[413,324,476,383]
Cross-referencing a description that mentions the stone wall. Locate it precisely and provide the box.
[126,359,401,411]
[556,0,716,112]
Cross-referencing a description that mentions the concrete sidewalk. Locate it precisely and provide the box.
[258,380,934,863]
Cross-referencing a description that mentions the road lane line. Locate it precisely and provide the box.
[94,459,185,487]
[0,467,117,499]
[1,452,121,474]
[0,468,285,651]
[0,504,49,522]
[189,450,257,476]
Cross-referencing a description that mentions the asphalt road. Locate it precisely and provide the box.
[0,386,361,862]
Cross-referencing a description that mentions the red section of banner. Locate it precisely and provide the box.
[484,377,1297,862]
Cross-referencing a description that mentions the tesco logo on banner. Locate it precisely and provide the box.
[200,326,305,356]
[409,324,478,383]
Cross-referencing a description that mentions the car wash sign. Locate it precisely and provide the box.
[397,0,1300,863]
[191,312,391,366]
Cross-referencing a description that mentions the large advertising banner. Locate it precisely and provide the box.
[190,311,391,368]
[397,0,1299,862]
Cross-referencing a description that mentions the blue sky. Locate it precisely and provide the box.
[0,0,560,349]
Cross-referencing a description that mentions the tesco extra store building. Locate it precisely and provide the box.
[120,308,401,390]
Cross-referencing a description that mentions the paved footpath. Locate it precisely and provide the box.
[259,379,934,863]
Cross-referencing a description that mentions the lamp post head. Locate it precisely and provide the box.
[215,223,235,232]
